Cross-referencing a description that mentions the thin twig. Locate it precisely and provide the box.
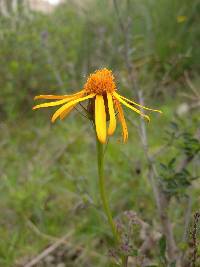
[183,196,193,243]
[24,231,74,267]
[113,0,125,32]
[139,91,180,262]
[113,0,178,262]
[184,71,200,98]
[41,33,64,89]
[191,212,200,267]
[26,219,62,242]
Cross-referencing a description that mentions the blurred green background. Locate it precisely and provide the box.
[0,0,199,266]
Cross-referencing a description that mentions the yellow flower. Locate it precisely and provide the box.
[33,68,161,143]
[177,15,187,23]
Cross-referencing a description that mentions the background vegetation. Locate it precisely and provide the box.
[0,0,199,266]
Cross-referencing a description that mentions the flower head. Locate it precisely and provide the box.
[33,68,161,143]
[84,68,116,94]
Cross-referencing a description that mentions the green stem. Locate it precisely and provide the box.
[96,137,119,243]
[96,137,128,267]
[122,256,128,267]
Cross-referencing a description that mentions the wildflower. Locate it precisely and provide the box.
[33,68,161,143]
[177,15,187,23]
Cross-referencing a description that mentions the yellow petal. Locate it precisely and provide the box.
[113,92,150,122]
[60,105,76,120]
[114,100,128,143]
[95,95,107,144]
[33,96,78,110]
[35,95,70,100]
[52,93,95,122]
[115,92,162,113]
[34,90,84,100]
[107,93,116,136]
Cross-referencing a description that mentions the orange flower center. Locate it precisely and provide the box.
[84,68,116,94]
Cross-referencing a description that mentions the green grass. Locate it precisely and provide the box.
[1,98,199,266]
[0,1,199,265]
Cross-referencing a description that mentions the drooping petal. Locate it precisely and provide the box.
[114,99,128,143]
[95,95,107,144]
[107,93,116,136]
[34,90,84,100]
[115,92,162,113]
[34,95,70,100]
[60,105,76,120]
[113,92,150,122]
[51,93,95,122]
[33,96,79,110]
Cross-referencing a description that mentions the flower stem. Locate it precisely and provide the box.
[122,256,128,267]
[96,137,119,244]
[96,137,128,267]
